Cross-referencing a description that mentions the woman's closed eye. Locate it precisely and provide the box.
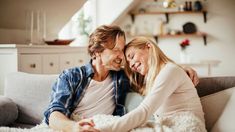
[128,53,134,61]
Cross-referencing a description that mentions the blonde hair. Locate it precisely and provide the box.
[124,37,174,95]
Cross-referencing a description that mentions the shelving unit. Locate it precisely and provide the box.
[127,32,207,45]
[155,32,207,45]
[130,10,207,23]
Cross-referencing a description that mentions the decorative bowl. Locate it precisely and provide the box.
[44,39,74,45]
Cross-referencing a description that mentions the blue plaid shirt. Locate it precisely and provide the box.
[44,61,130,125]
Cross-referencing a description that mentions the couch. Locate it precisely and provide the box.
[0,72,235,132]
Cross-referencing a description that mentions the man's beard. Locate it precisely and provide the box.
[103,61,123,71]
[105,64,122,71]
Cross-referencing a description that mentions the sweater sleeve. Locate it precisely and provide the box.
[97,64,184,132]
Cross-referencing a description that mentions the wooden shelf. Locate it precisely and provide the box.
[128,32,207,45]
[155,32,207,45]
[130,10,207,23]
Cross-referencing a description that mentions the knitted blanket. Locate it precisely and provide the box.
[0,112,206,132]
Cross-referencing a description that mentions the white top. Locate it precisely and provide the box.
[98,63,205,132]
[71,75,115,119]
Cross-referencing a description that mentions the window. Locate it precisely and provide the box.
[58,0,96,39]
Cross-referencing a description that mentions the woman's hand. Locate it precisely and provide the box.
[184,67,199,86]
[72,118,100,132]
[78,125,100,132]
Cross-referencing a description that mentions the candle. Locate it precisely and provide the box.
[30,11,34,44]
[43,12,46,39]
[37,11,40,43]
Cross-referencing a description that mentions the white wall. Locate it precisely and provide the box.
[119,0,235,76]
[0,0,86,43]
[96,0,136,26]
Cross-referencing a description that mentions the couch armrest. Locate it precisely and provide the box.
[196,76,235,97]
[0,96,18,126]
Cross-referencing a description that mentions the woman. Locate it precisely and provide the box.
[96,37,206,132]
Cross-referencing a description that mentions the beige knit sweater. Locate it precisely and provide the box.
[97,63,205,132]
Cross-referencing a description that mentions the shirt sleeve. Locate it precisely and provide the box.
[44,70,75,125]
[97,64,184,132]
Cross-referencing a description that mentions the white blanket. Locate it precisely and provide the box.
[0,112,206,132]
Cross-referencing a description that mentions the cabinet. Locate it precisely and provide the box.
[0,44,90,94]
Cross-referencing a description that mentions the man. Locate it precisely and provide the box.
[44,25,199,132]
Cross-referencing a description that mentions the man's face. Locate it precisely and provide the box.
[100,36,125,71]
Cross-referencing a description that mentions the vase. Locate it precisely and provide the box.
[180,50,191,63]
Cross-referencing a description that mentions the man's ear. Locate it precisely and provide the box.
[92,52,101,59]
[94,52,100,56]
[146,42,151,49]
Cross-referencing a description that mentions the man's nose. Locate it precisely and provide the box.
[118,50,124,60]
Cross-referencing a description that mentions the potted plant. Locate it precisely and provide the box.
[70,9,92,46]
[179,39,191,63]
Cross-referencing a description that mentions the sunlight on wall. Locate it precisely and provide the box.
[58,0,96,39]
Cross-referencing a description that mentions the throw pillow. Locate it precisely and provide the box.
[210,88,235,132]
[0,96,18,126]
[200,87,235,131]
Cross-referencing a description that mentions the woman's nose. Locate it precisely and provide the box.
[129,61,135,69]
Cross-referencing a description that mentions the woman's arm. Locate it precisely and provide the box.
[97,64,184,132]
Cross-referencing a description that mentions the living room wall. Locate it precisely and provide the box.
[0,0,86,43]
[118,0,235,76]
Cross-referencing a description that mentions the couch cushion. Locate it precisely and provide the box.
[125,92,154,120]
[0,96,18,126]
[200,87,235,131]
[211,87,235,132]
[125,92,143,113]
[4,72,58,125]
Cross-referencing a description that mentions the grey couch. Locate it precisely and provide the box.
[0,72,235,132]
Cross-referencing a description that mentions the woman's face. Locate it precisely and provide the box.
[99,36,125,71]
[125,45,149,75]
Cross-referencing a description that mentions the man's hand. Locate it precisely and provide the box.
[184,67,199,86]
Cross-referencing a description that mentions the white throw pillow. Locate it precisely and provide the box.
[200,87,235,131]
[210,88,235,132]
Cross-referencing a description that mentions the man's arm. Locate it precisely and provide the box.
[49,111,75,132]
[49,111,98,132]
[183,66,199,86]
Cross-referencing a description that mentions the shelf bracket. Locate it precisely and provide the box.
[130,13,135,23]
[203,35,207,45]
[153,35,158,43]
[203,11,207,23]
[165,13,169,23]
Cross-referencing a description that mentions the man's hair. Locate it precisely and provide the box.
[88,25,125,57]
